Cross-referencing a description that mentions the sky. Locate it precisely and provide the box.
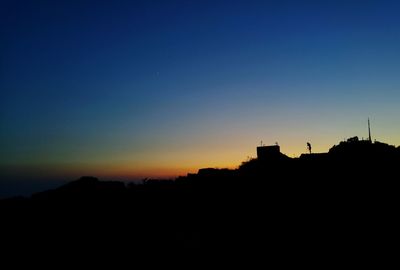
[1,0,400,197]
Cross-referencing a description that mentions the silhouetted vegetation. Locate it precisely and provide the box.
[1,138,399,260]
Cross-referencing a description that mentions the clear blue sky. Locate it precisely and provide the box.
[1,0,400,197]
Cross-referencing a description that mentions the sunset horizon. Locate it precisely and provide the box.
[2,0,400,197]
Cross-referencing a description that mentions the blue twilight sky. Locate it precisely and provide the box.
[1,0,400,197]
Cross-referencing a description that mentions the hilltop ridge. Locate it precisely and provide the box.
[1,137,399,259]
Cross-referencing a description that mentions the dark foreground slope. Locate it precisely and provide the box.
[1,140,399,262]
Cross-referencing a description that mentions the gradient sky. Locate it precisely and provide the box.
[2,0,400,196]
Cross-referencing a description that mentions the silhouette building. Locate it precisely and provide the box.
[257,145,281,160]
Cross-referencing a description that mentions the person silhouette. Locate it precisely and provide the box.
[307,142,312,154]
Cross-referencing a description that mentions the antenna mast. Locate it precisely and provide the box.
[368,118,372,143]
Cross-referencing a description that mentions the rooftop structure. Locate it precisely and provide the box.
[257,145,281,160]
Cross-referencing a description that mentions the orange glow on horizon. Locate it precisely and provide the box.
[5,132,398,183]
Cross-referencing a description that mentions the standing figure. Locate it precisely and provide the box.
[307,142,312,154]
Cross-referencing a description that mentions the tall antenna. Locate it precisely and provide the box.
[368,118,372,143]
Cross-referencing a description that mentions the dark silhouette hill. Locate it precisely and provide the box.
[1,137,399,263]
